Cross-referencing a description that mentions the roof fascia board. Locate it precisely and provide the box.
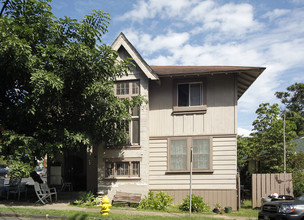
[112,33,159,80]
[155,68,265,78]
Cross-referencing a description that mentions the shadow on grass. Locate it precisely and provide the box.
[69,213,89,220]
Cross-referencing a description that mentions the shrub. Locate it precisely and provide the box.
[8,160,33,179]
[293,169,304,197]
[72,191,101,207]
[179,195,210,212]
[138,191,173,210]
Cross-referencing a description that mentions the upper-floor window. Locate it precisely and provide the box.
[173,79,207,115]
[178,83,202,107]
[114,81,140,145]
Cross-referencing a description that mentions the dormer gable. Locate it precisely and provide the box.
[112,33,159,81]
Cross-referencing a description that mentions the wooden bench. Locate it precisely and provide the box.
[112,191,142,205]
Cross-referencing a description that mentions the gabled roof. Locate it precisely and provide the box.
[112,33,266,100]
[150,66,266,100]
[112,33,159,80]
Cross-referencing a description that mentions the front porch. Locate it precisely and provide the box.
[48,145,98,193]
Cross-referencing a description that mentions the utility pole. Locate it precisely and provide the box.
[189,147,193,216]
[283,103,286,173]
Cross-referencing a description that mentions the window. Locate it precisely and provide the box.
[168,137,212,172]
[178,83,202,107]
[170,139,187,170]
[114,81,140,145]
[115,81,139,97]
[192,139,210,169]
[116,82,129,95]
[105,160,140,178]
[173,79,207,115]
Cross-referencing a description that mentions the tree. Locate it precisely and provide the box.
[250,103,297,173]
[237,135,253,189]
[0,0,139,166]
[238,84,303,195]
[276,83,304,136]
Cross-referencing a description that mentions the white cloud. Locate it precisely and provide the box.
[120,2,304,122]
[263,9,290,21]
[119,0,151,21]
[290,0,304,5]
[186,2,261,36]
[121,0,262,39]
[238,128,252,137]
[119,0,196,21]
[123,29,190,56]
[238,65,282,113]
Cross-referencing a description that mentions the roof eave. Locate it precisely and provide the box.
[112,33,159,81]
[150,66,266,100]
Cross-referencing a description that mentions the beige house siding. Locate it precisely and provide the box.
[148,73,238,208]
[97,47,150,200]
[149,74,237,137]
[149,137,237,188]
[151,189,237,210]
[149,136,237,208]
[95,34,243,210]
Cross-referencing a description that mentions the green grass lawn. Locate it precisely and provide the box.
[0,200,259,219]
[223,200,259,218]
[0,207,223,220]
[112,200,259,218]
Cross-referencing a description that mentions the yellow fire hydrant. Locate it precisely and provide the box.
[98,195,112,216]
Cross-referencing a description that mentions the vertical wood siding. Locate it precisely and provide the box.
[252,173,294,208]
[151,189,237,210]
[149,75,237,137]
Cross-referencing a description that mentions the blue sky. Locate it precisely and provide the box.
[17,0,304,136]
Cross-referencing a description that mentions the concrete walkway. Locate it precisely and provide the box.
[0,202,257,219]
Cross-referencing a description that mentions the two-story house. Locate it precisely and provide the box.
[48,32,265,210]
[96,33,265,210]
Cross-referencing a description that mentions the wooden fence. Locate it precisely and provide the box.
[252,173,293,208]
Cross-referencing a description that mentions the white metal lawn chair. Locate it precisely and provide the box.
[40,183,57,202]
[34,182,52,204]
[61,177,72,191]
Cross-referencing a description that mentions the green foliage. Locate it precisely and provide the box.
[72,191,101,207]
[276,83,304,136]
[0,156,7,166]
[179,195,210,213]
[0,0,141,163]
[8,160,33,178]
[138,191,173,210]
[237,136,252,190]
[249,103,297,173]
[292,169,304,197]
[237,83,304,197]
